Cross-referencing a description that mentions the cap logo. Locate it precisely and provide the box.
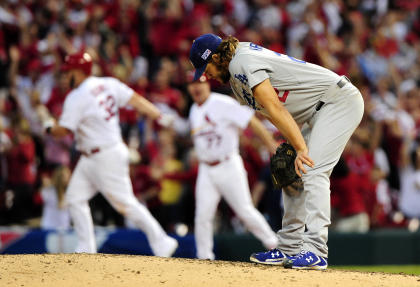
[83,53,92,61]
[201,49,211,60]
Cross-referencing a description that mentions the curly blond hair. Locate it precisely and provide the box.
[211,36,239,69]
[209,36,239,83]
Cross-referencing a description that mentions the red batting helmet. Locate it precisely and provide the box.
[62,52,93,75]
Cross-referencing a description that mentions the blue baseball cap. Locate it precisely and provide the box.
[189,34,222,81]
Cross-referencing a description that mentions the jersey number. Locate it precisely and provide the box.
[206,133,222,149]
[274,88,290,103]
[274,52,306,63]
[99,95,117,121]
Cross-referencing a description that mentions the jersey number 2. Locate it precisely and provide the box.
[274,88,289,103]
[99,95,116,121]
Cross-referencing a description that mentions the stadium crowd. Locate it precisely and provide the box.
[0,0,419,235]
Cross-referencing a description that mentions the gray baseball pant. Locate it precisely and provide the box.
[277,79,364,258]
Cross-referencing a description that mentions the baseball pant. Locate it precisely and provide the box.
[277,80,364,258]
[195,153,278,259]
[65,142,174,255]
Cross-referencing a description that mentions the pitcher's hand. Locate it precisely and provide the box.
[294,149,314,177]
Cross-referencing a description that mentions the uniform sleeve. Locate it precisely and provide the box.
[231,54,270,89]
[111,78,135,107]
[221,97,255,129]
[58,93,83,132]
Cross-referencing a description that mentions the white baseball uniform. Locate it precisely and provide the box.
[228,42,364,258]
[189,92,278,260]
[59,76,177,256]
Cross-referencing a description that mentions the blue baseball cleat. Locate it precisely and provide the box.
[283,250,328,270]
[250,249,291,265]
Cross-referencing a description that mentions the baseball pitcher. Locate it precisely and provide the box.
[189,34,364,269]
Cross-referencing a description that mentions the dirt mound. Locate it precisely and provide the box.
[0,254,419,287]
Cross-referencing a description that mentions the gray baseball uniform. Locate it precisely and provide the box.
[228,42,364,258]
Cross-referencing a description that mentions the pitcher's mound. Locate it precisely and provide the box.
[0,254,418,287]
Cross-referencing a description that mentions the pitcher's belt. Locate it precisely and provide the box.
[81,147,101,157]
[202,155,230,166]
[316,76,351,111]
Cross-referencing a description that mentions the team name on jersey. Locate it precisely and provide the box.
[231,74,261,111]
[191,114,217,135]
[191,113,223,149]
[234,74,248,85]
[241,88,260,111]
[91,84,106,97]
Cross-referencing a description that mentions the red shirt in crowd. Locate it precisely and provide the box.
[344,150,382,221]
[46,87,69,118]
[331,172,367,217]
[6,137,36,185]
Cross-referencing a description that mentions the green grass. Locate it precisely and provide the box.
[331,265,420,276]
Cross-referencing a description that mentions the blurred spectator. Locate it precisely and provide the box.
[331,157,370,233]
[45,72,70,119]
[43,134,73,171]
[0,115,11,190]
[148,59,189,135]
[343,131,390,229]
[240,131,265,191]
[3,118,37,224]
[399,141,420,221]
[154,129,184,232]
[251,165,283,231]
[141,118,185,232]
[40,165,71,230]
[0,0,419,234]
[163,149,199,230]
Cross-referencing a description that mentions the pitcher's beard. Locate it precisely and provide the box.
[69,75,75,89]
[220,69,231,84]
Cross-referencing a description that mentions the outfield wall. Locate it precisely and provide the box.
[0,227,418,265]
[215,230,420,265]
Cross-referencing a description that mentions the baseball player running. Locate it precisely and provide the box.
[44,52,178,257]
[189,34,364,269]
[188,73,278,260]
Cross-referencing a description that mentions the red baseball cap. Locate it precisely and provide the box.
[61,52,93,75]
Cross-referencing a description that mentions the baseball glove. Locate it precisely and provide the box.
[270,143,303,195]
